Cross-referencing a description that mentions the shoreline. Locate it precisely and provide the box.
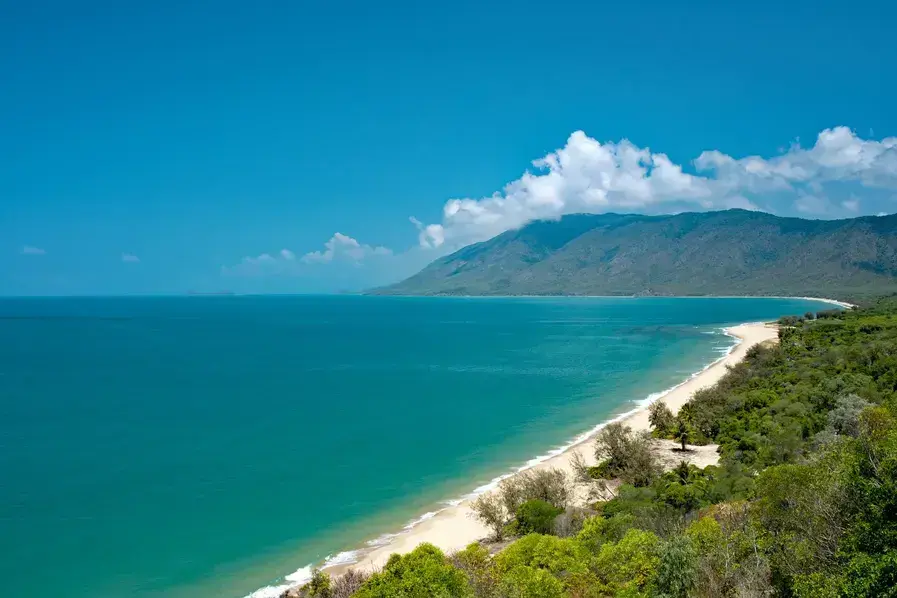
[253,321,779,596]
[367,294,856,309]
[330,322,777,575]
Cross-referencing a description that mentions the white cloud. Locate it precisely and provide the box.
[408,127,897,248]
[842,196,860,212]
[410,217,446,249]
[121,253,140,263]
[223,234,393,277]
[21,246,46,255]
[414,131,719,248]
[301,233,392,264]
[696,126,897,191]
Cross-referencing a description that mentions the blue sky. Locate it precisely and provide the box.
[2,0,896,295]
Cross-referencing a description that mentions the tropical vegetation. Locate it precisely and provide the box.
[293,296,897,597]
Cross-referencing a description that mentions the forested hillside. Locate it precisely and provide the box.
[375,210,897,300]
[293,297,897,597]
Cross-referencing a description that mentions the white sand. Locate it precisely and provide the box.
[323,322,778,576]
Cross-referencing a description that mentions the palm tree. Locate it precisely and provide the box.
[675,418,690,451]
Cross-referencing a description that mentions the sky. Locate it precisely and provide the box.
[2,0,896,295]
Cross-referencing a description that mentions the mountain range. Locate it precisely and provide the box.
[373,210,897,299]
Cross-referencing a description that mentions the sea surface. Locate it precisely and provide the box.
[0,296,832,598]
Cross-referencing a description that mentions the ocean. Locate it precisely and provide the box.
[0,295,832,598]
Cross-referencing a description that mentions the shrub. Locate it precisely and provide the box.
[495,534,594,595]
[499,565,566,598]
[353,543,471,598]
[576,513,636,551]
[827,393,872,437]
[471,469,571,540]
[331,569,368,598]
[588,460,614,480]
[593,528,662,595]
[471,492,507,540]
[778,315,803,327]
[654,535,697,598]
[304,569,332,598]
[552,506,588,538]
[594,422,662,486]
[498,468,571,514]
[816,309,844,320]
[515,499,563,535]
[451,543,499,598]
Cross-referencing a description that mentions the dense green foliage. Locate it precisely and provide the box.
[373,210,897,299]
[516,500,565,535]
[352,543,471,598]
[300,298,897,596]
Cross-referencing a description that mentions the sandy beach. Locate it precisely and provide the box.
[324,321,778,576]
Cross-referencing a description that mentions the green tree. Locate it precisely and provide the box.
[686,506,772,597]
[753,457,847,581]
[305,569,332,598]
[648,401,676,437]
[674,417,690,451]
[654,535,697,598]
[354,543,471,598]
[470,492,507,540]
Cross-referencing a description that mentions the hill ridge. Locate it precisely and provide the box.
[373,210,897,299]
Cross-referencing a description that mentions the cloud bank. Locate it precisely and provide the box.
[21,246,46,255]
[415,126,896,248]
[121,253,140,263]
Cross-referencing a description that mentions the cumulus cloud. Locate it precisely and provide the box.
[409,126,897,248]
[21,246,46,255]
[409,217,446,249]
[121,253,140,263]
[301,233,392,264]
[695,126,897,192]
[413,131,717,248]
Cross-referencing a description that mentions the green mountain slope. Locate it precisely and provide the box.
[374,210,897,298]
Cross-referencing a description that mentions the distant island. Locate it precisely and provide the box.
[372,209,897,301]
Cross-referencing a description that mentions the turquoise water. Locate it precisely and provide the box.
[0,296,831,598]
